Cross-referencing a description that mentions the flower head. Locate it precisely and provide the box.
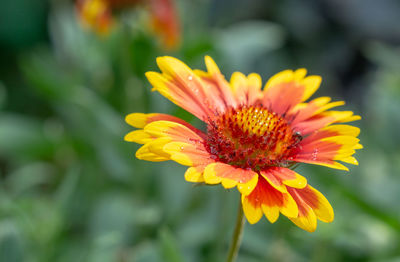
[76,0,180,49]
[125,56,362,232]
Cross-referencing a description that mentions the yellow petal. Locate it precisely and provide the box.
[314,101,345,115]
[289,208,317,232]
[184,167,205,182]
[261,205,280,223]
[264,70,294,91]
[283,173,307,189]
[247,73,262,89]
[135,143,169,162]
[148,137,171,157]
[279,194,298,218]
[242,194,263,224]
[321,125,360,137]
[308,186,334,223]
[145,72,176,102]
[221,178,238,189]
[340,115,362,122]
[230,72,247,92]
[124,130,153,144]
[125,113,152,128]
[163,142,197,166]
[293,68,307,81]
[237,174,258,196]
[260,172,287,193]
[170,153,193,166]
[145,71,168,90]
[157,56,193,78]
[193,69,208,78]
[162,141,188,154]
[301,75,322,101]
[313,161,349,171]
[144,121,178,138]
[320,136,360,146]
[312,96,332,106]
[205,55,221,74]
[203,163,222,184]
[340,156,359,165]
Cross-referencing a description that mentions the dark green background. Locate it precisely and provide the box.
[1,0,400,261]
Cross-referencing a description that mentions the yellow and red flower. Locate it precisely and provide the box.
[76,0,180,49]
[125,56,362,232]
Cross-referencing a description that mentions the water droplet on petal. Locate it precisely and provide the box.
[311,149,318,160]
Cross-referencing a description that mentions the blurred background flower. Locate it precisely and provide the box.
[76,0,180,49]
[0,0,399,261]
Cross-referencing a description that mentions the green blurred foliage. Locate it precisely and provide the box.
[1,0,400,261]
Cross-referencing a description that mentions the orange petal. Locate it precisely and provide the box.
[288,97,332,124]
[288,185,334,232]
[147,56,237,121]
[289,203,317,232]
[242,175,298,224]
[146,57,211,120]
[262,81,305,115]
[203,162,257,192]
[203,56,238,109]
[260,170,287,193]
[265,167,307,189]
[292,134,360,170]
[230,72,263,106]
[293,111,360,135]
[263,69,322,115]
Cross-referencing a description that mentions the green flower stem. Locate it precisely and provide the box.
[225,198,245,262]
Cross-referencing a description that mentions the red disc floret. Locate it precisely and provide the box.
[205,106,302,171]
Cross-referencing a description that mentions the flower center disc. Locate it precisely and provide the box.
[205,106,301,170]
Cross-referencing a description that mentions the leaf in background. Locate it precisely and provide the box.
[130,241,162,262]
[0,220,25,262]
[158,227,184,262]
[89,193,137,241]
[5,162,54,196]
[0,113,56,160]
[0,82,6,110]
[20,51,80,101]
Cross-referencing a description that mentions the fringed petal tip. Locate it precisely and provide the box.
[240,174,334,232]
[288,185,334,232]
[263,68,322,102]
[241,175,298,226]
